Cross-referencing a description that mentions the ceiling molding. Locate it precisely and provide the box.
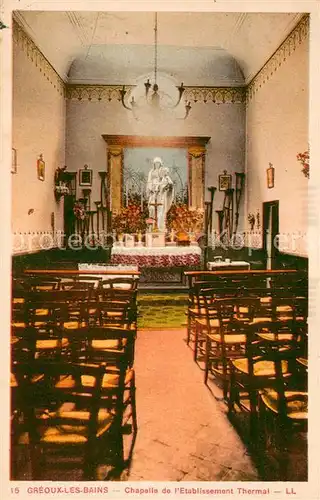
[247,14,309,101]
[12,19,65,97]
[184,87,246,104]
[66,84,246,104]
[66,84,134,102]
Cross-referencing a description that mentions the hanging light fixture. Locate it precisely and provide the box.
[120,13,191,120]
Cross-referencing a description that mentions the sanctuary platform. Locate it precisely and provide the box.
[110,245,202,288]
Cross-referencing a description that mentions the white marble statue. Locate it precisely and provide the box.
[146,157,174,231]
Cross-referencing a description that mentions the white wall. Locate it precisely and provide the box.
[12,36,66,254]
[246,35,309,256]
[66,97,246,231]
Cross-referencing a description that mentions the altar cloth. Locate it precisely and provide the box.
[110,246,202,268]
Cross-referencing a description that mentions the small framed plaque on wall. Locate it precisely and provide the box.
[37,154,45,181]
[79,165,93,186]
[267,162,275,188]
[218,170,232,191]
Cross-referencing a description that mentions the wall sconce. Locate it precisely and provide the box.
[267,162,275,188]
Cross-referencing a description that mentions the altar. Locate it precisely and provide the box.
[110,245,202,286]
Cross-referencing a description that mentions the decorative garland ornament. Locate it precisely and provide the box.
[73,201,87,220]
[297,150,309,179]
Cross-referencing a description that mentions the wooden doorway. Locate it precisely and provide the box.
[263,200,279,269]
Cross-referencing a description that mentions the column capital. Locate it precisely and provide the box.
[108,145,123,156]
[188,146,206,158]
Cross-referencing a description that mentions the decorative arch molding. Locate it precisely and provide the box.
[102,135,210,213]
[67,84,246,104]
[246,14,309,101]
[13,18,65,96]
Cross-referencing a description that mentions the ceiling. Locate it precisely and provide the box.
[14,11,303,87]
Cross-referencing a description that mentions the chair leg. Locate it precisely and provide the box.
[193,323,199,362]
[248,388,259,448]
[221,347,228,400]
[130,376,138,436]
[228,366,236,414]
[187,315,191,346]
[204,336,210,385]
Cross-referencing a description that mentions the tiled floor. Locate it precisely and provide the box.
[125,328,259,481]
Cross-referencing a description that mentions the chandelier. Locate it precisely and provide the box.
[120,13,191,120]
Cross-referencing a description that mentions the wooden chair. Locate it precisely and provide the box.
[188,283,238,361]
[203,296,261,398]
[12,360,127,480]
[257,349,307,480]
[59,326,137,466]
[228,321,301,444]
[99,280,138,325]
[12,322,69,363]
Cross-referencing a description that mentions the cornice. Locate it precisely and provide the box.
[66,84,134,102]
[12,19,65,97]
[66,84,246,104]
[184,86,246,104]
[246,14,309,101]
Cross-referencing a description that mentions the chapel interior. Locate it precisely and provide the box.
[8,9,309,482]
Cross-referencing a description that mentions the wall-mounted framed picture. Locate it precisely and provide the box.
[79,165,93,186]
[11,148,17,174]
[267,162,275,189]
[218,170,232,191]
[37,154,45,181]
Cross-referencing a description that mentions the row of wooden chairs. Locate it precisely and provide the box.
[185,273,308,479]
[11,274,139,480]
[187,280,307,361]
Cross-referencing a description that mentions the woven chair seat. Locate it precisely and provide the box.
[259,389,308,420]
[257,332,294,341]
[296,357,308,367]
[208,333,247,344]
[36,338,69,350]
[55,368,133,390]
[232,357,289,377]
[39,408,114,444]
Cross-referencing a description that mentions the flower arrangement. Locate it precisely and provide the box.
[166,204,204,235]
[297,150,309,179]
[54,166,70,200]
[55,183,69,195]
[73,201,87,220]
[112,204,148,234]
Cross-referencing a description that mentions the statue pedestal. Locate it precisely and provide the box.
[145,232,166,248]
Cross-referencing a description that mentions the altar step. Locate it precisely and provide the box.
[138,283,189,291]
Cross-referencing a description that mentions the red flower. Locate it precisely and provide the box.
[297,150,309,179]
